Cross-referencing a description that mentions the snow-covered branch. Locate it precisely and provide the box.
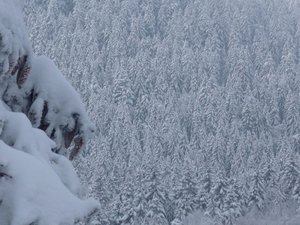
[0,1,99,224]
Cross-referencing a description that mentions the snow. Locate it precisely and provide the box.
[0,1,99,224]
[27,55,87,121]
[0,101,99,225]
[22,55,95,149]
[0,140,98,225]
[2,53,95,158]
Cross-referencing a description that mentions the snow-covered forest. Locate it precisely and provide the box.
[20,0,300,224]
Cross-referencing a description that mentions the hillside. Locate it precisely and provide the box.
[24,0,300,224]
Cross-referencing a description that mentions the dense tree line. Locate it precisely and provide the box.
[25,0,300,224]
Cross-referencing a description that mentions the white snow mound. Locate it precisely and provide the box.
[0,140,99,225]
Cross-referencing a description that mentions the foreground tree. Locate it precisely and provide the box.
[0,1,98,224]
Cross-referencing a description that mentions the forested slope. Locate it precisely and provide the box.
[25,0,300,224]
